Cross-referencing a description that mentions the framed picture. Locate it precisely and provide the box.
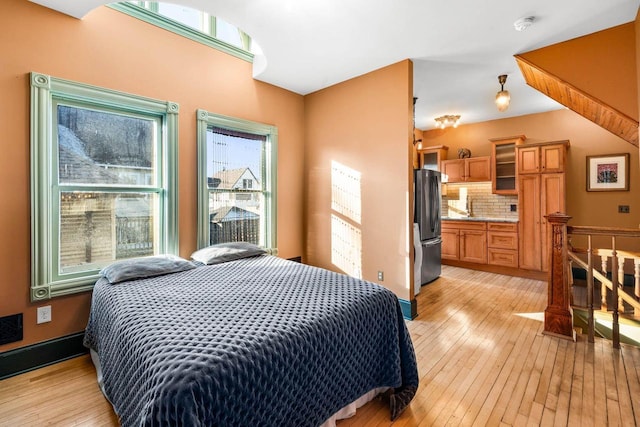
[586,153,630,191]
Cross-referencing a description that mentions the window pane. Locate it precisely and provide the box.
[208,192,261,245]
[215,18,243,48]
[206,126,264,245]
[57,105,156,186]
[157,3,202,31]
[59,192,158,274]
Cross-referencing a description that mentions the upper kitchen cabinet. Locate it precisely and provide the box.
[490,135,525,195]
[417,145,448,171]
[441,156,491,183]
[517,141,569,174]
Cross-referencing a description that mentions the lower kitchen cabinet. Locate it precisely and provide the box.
[442,220,518,269]
[441,220,487,263]
[487,222,518,268]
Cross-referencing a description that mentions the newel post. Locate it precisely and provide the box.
[543,213,576,340]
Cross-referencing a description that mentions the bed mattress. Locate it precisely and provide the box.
[84,255,418,426]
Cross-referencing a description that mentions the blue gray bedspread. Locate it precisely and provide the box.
[84,255,418,426]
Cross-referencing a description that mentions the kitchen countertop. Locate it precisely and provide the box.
[441,217,518,223]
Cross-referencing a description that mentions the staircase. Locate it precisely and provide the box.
[515,55,639,147]
[572,267,640,347]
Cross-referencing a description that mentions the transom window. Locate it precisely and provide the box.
[109,2,256,61]
[30,72,178,301]
[196,111,277,251]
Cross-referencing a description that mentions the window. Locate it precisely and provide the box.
[109,2,254,62]
[196,110,277,252]
[30,72,179,301]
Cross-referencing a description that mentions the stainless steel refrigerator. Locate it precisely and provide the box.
[414,169,442,286]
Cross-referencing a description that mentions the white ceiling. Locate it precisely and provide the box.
[30,0,640,130]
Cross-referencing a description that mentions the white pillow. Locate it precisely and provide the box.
[191,242,267,265]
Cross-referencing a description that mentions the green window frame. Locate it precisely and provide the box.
[30,72,179,301]
[196,109,277,252]
[108,2,253,62]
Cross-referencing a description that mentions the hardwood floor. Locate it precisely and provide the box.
[1,265,639,426]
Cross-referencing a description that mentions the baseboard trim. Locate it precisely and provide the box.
[0,332,87,380]
[399,298,418,320]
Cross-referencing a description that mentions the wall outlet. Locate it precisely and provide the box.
[618,205,630,213]
[377,271,384,281]
[37,306,51,324]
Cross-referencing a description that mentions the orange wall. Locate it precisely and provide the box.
[305,60,414,300]
[422,109,640,230]
[518,23,638,121]
[0,0,304,351]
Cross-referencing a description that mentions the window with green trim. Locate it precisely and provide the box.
[196,110,277,252]
[109,2,255,61]
[30,72,179,301]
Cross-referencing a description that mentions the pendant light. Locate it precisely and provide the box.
[495,74,510,112]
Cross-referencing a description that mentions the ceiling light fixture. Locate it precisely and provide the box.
[495,74,510,112]
[434,114,461,129]
[513,16,535,32]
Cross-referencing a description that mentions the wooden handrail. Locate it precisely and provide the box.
[568,225,640,237]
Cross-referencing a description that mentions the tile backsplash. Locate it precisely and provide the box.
[442,182,518,219]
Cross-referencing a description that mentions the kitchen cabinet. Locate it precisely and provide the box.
[441,228,460,260]
[441,156,491,183]
[490,135,525,195]
[518,144,568,271]
[417,145,448,171]
[517,141,568,174]
[487,222,518,268]
[441,220,487,263]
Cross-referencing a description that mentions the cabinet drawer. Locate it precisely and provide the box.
[487,231,518,250]
[442,221,487,231]
[488,248,518,268]
[487,222,517,232]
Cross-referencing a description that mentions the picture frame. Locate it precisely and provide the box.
[586,153,630,192]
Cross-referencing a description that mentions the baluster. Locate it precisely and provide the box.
[611,237,620,349]
[635,259,640,301]
[601,253,608,309]
[586,235,594,343]
[618,256,625,314]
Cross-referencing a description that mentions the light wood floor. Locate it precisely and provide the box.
[1,266,639,426]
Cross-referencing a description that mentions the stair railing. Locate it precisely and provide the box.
[562,222,640,348]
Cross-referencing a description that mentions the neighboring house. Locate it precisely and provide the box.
[208,168,261,244]
[209,205,259,245]
[58,125,154,269]
[209,167,261,213]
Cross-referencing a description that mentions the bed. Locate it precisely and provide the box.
[83,248,418,426]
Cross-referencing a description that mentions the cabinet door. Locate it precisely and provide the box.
[518,146,540,174]
[466,157,491,182]
[492,142,517,194]
[518,174,541,270]
[441,228,460,260]
[540,144,565,173]
[441,159,465,183]
[540,173,565,272]
[460,230,487,264]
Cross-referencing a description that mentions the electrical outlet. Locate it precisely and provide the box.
[37,306,51,324]
[618,205,630,213]
[377,271,384,281]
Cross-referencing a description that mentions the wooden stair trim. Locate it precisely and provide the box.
[515,54,639,147]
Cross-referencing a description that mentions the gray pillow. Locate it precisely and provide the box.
[191,242,267,265]
[100,254,196,284]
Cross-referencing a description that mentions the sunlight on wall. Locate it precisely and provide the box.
[331,160,361,224]
[330,161,362,278]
